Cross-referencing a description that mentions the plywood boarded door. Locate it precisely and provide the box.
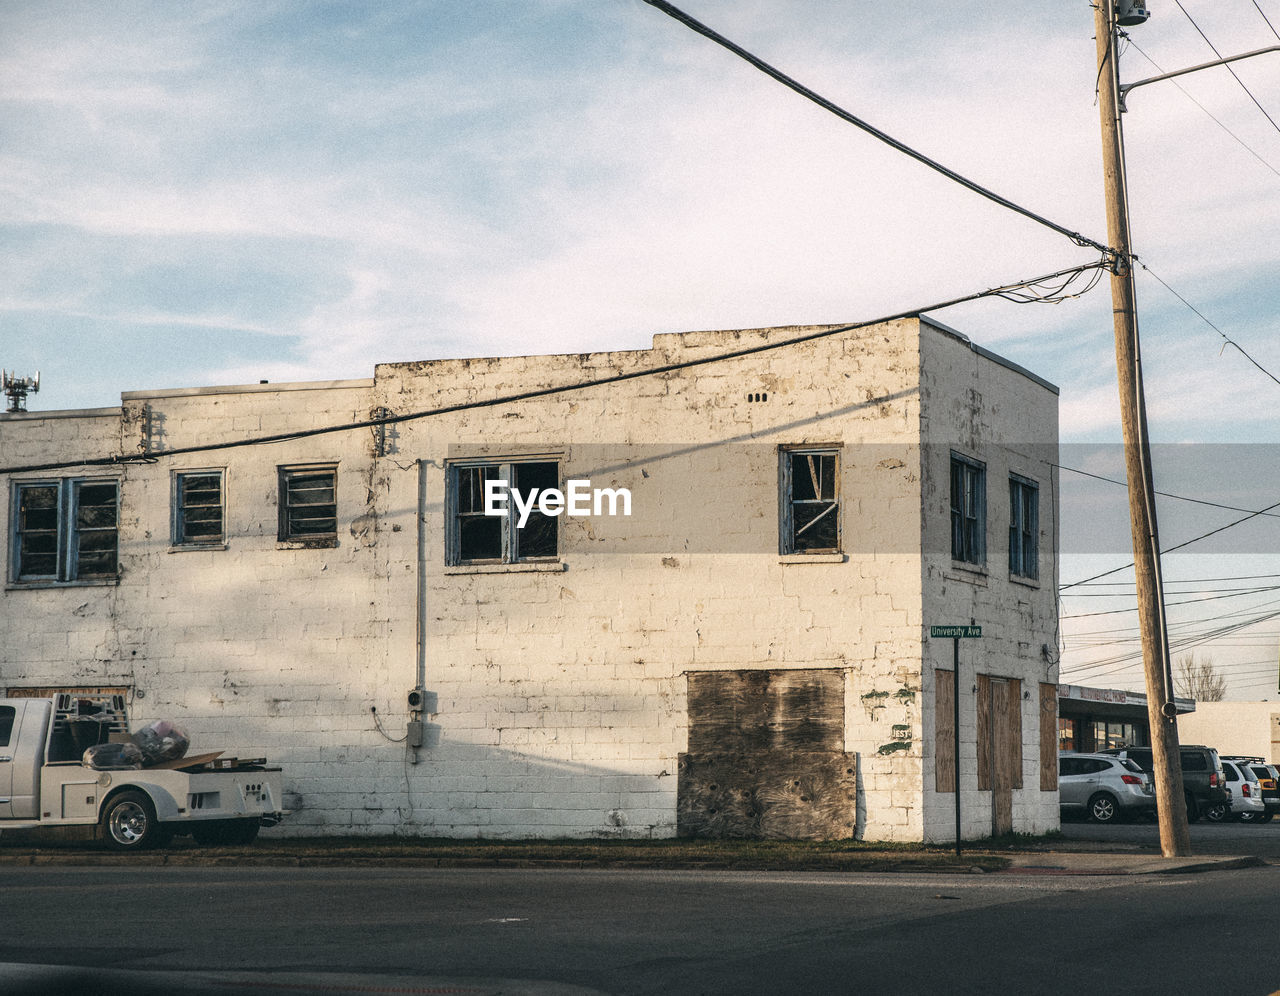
[977,674,1022,836]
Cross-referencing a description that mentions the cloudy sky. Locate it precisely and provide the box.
[3,1,1279,695]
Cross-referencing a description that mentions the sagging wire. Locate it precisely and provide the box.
[990,262,1108,304]
[0,260,1113,477]
[371,706,407,744]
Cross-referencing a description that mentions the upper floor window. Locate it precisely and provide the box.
[1008,474,1039,580]
[278,465,337,546]
[781,448,840,554]
[11,478,119,584]
[448,459,559,565]
[949,452,986,566]
[173,470,225,547]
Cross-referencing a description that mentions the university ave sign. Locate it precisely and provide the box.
[930,625,982,639]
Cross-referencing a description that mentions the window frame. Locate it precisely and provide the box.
[1008,473,1039,580]
[277,464,338,547]
[172,468,227,548]
[779,446,842,555]
[446,458,562,566]
[949,451,986,567]
[9,477,121,585]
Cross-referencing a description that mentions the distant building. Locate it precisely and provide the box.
[1,317,1059,841]
[1057,683,1195,753]
[1176,702,1280,762]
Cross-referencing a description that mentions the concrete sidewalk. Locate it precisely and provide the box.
[1000,849,1265,876]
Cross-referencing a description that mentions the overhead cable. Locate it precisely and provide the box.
[1126,37,1280,177]
[1056,463,1280,518]
[1060,493,1280,591]
[1139,261,1280,389]
[640,0,1118,258]
[1173,0,1280,136]
[0,261,1109,477]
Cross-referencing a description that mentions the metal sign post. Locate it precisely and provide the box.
[931,625,981,857]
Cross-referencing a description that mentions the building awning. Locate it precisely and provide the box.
[1057,684,1195,720]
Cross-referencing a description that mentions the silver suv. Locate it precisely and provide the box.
[1059,752,1155,823]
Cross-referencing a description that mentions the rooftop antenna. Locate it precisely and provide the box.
[3,370,40,413]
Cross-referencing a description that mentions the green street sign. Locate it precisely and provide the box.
[930,625,982,638]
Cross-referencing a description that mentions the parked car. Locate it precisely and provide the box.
[1098,745,1227,823]
[1059,752,1155,823]
[1212,759,1265,823]
[1221,757,1278,824]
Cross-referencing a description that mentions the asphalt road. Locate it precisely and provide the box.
[2,863,1277,996]
[1060,813,1280,856]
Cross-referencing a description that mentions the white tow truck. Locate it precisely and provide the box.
[0,692,284,850]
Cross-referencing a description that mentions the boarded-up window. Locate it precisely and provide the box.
[679,668,857,840]
[1040,682,1058,791]
[935,668,955,793]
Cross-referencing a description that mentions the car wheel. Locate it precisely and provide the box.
[100,790,165,850]
[1238,811,1258,824]
[1088,792,1120,824]
[1203,801,1229,823]
[1260,813,1274,824]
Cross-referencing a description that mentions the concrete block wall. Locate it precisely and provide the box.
[374,320,929,839]
[917,321,1061,841]
[1,318,1058,841]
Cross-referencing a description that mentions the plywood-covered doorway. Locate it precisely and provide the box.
[977,674,1022,836]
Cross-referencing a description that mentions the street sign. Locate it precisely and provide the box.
[930,625,982,639]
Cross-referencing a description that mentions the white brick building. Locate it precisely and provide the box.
[1,317,1060,841]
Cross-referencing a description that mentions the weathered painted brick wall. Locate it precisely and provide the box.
[372,320,926,839]
[1,319,1057,841]
[917,322,1061,841]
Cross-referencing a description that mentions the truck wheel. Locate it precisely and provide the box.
[191,818,261,846]
[101,791,165,851]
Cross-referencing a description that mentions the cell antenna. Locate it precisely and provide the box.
[3,370,40,413]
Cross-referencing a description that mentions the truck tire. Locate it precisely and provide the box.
[191,818,261,846]
[100,790,167,851]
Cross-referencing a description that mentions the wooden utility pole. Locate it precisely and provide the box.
[1092,0,1191,857]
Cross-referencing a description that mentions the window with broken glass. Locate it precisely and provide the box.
[173,470,225,547]
[1008,474,1039,580]
[781,449,840,554]
[11,478,120,583]
[950,452,986,566]
[448,460,559,565]
[278,465,337,545]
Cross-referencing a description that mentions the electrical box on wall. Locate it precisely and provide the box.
[407,688,437,713]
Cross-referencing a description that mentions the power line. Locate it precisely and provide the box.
[1061,584,1280,619]
[1173,0,1280,136]
[1060,493,1280,590]
[1056,462,1280,518]
[640,0,1117,258]
[1125,36,1280,177]
[1255,0,1280,41]
[1066,572,1280,588]
[1139,261,1280,388]
[0,261,1108,477]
